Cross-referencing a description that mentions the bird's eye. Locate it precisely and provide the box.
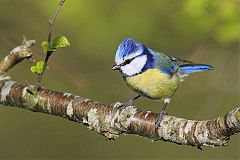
[124,59,132,65]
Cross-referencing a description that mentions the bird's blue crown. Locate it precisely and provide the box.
[115,38,144,60]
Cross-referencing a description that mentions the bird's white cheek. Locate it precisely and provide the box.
[121,55,147,76]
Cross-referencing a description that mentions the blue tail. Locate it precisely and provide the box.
[179,64,214,74]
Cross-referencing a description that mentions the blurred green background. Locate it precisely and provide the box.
[0,0,239,159]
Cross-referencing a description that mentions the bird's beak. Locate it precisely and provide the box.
[112,64,120,70]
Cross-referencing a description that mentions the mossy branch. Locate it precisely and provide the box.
[0,38,239,149]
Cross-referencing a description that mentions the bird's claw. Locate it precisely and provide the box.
[117,100,134,109]
[124,99,134,106]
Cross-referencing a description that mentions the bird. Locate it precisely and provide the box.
[112,38,214,126]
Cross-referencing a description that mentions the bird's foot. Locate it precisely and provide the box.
[155,110,168,127]
[117,99,134,109]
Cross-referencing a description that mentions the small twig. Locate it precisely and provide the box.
[36,0,66,89]
[48,0,66,44]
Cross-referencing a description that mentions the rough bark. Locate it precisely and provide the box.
[0,38,239,149]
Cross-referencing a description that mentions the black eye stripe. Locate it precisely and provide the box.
[122,54,143,66]
[121,58,134,66]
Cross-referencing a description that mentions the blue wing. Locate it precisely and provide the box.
[151,51,179,76]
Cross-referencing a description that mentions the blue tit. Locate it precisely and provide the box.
[112,38,214,126]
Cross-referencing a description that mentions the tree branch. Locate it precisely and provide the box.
[0,39,239,149]
[0,37,35,74]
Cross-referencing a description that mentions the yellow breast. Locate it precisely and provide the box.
[125,69,180,99]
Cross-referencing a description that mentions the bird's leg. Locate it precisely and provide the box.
[155,98,171,126]
[118,95,141,109]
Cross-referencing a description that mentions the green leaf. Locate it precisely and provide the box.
[30,66,37,73]
[30,61,49,75]
[41,41,49,53]
[51,35,70,50]
[36,61,44,69]
[36,61,44,74]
